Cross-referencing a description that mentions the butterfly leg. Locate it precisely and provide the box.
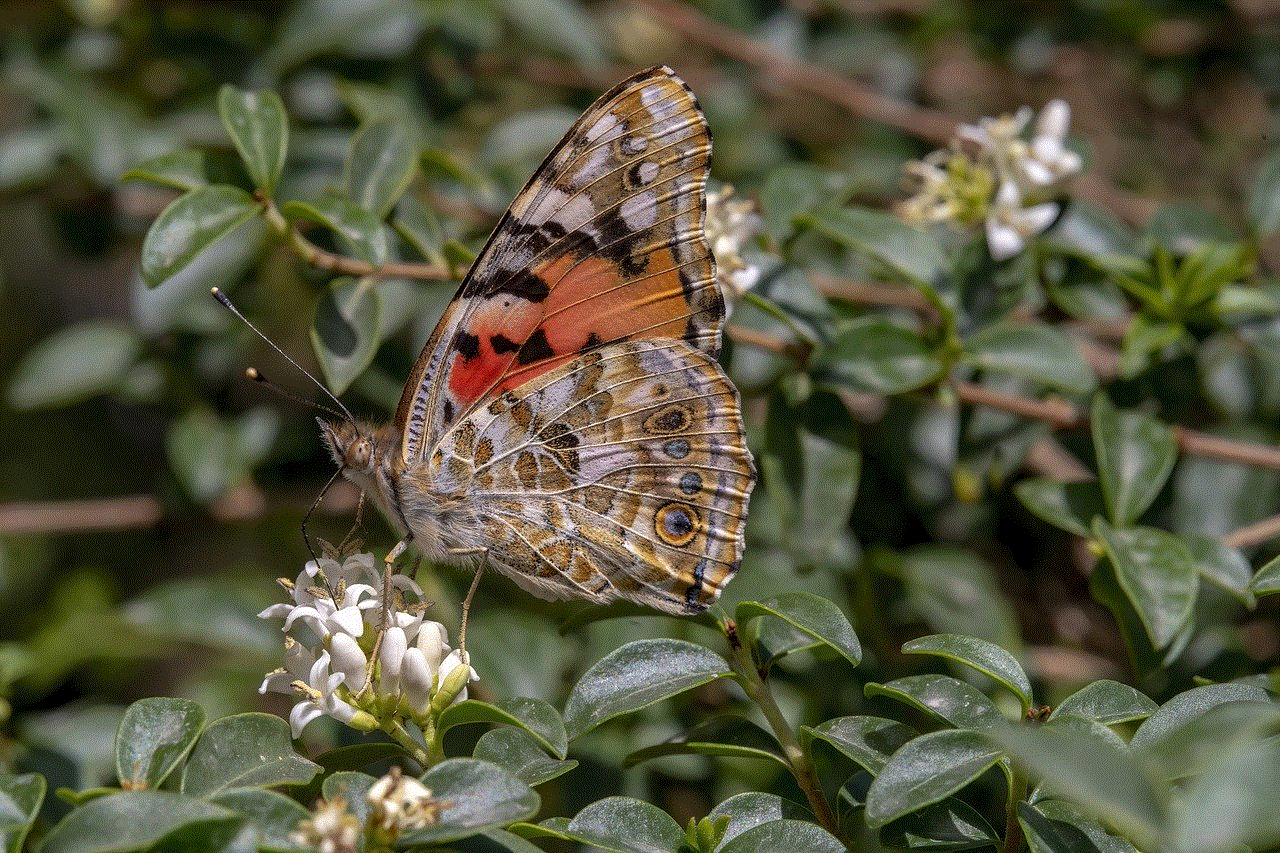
[447,547,487,657]
[361,534,414,696]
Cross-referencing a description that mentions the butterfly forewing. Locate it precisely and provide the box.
[396,66,721,466]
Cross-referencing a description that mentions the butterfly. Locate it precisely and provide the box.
[319,65,755,622]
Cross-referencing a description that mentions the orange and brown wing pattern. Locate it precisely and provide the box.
[396,65,720,466]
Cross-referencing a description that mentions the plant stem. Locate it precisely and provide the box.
[382,717,433,770]
[729,635,842,840]
[1003,760,1027,853]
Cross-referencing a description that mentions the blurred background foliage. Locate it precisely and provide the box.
[2,0,1280,848]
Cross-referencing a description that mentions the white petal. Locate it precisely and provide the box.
[440,649,479,684]
[1017,202,1060,235]
[993,180,1021,210]
[400,647,434,713]
[986,219,1024,260]
[281,605,324,632]
[1054,149,1082,176]
[415,622,449,671]
[323,695,359,723]
[259,668,292,695]
[329,607,366,638]
[1035,99,1071,142]
[289,701,326,738]
[378,627,408,697]
[330,632,368,688]
[1020,159,1054,187]
[258,603,294,620]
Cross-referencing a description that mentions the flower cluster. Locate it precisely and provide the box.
[291,766,441,851]
[705,184,764,297]
[899,99,1082,260]
[259,551,478,738]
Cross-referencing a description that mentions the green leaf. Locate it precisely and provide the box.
[40,791,238,853]
[393,194,447,266]
[624,717,787,771]
[1019,800,1138,853]
[494,0,606,70]
[282,197,389,265]
[803,716,917,774]
[990,723,1165,851]
[473,728,578,786]
[864,729,1002,827]
[864,674,1006,731]
[759,164,826,239]
[1246,147,1280,237]
[1136,699,1280,785]
[439,697,568,759]
[718,818,846,853]
[1186,536,1255,606]
[1014,478,1106,538]
[1092,520,1196,649]
[817,317,942,395]
[965,320,1096,393]
[1129,682,1271,751]
[563,640,730,739]
[563,797,684,853]
[1253,553,1280,595]
[804,206,946,285]
[6,322,139,410]
[901,634,1032,711]
[210,788,310,849]
[140,184,266,289]
[0,773,45,853]
[310,277,381,395]
[735,593,861,668]
[787,431,861,569]
[1091,396,1178,526]
[896,547,1023,652]
[1049,681,1157,726]
[121,149,208,192]
[1169,732,1280,852]
[321,771,377,826]
[217,86,288,194]
[346,117,420,218]
[709,792,815,846]
[397,759,540,846]
[115,698,205,791]
[166,406,239,503]
[180,713,320,797]
[880,797,1000,851]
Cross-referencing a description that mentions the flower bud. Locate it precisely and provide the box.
[378,626,408,699]
[415,621,448,671]
[400,647,435,714]
[329,633,368,688]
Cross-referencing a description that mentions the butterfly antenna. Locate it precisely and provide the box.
[211,287,355,424]
[245,367,347,422]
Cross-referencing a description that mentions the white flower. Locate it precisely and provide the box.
[985,181,1060,261]
[705,185,763,297]
[367,767,442,836]
[291,796,360,853]
[1020,99,1082,186]
[259,551,476,735]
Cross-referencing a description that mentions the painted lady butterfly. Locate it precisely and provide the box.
[320,66,755,618]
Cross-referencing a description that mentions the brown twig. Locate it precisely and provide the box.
[1225,513,1280,551]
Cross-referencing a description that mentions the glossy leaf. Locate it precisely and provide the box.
[283,197,389,265]
[719,818,846,853]
[965,320,1096,393]
[1129,682,1271,751]
[1014,478,1106,538]
[817,318,942,395]
[180,713,320,797]
[0,773,45,853]
[440,697,568,759]
[210,788,310,849]
[1019,800,1138,853]
[563,796,684,853]
[1171,732,1280,852]
[1136,699,1280,784]
[736,593,861,668]
[217,86,288,194]
[563,639,730,739]
[311,277,381,395]
[321,770,377,827]
[624,715,787,770]
[1186,535,1254,606]
[121,149,208,191]
[346,117,420,217]
[140,184,265,289]
[115,698,205,791]
[901,633,1032,710]
[803,716,917,774]
[897,547,1023,652]
[398,759,539,845]
[1253,553,1280,595]
[473,727,578,785]
[709,792,815,847]
[1049,681,1156,726]
[6,322,139,410]
[804,206,946,285]
[1091,396,1177,526]
[991,723,1165,851]
[864,729,1003,827]
[1092,520,1196,649]
[865,674,1006,731]
[40,791,238,853]
[879,797,1000,851]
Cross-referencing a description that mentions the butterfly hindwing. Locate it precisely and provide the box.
[395,66,721,466]
[424,339,752,613]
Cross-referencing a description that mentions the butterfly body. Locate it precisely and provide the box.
[323,66,754,615]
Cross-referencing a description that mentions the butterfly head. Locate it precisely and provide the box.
[318,418,383,480]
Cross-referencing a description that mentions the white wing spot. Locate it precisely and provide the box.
[620,135,649,156]
[619,192,657,229]
[585,112,619,142]
[635,160,660,185]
